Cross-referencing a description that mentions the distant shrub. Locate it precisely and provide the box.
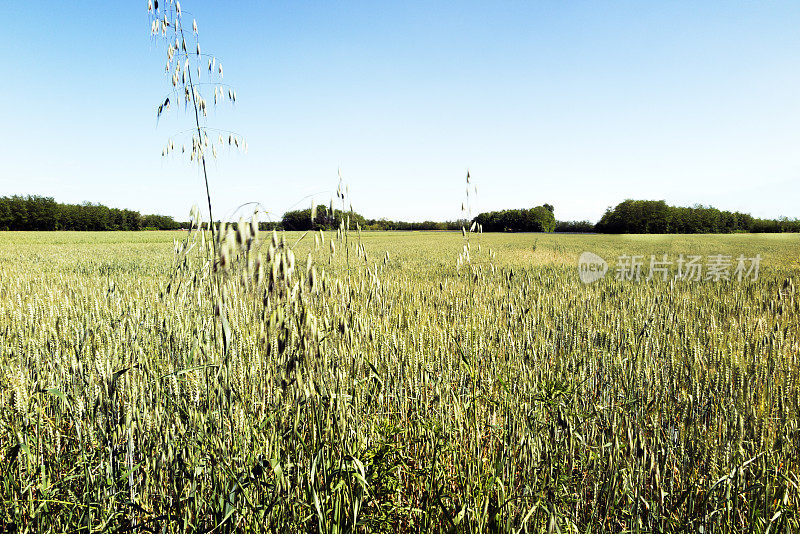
[555,220,595,233]
[473,205,556,232]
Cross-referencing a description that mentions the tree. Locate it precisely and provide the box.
[473,205,556,232]
[594,199,797,234]
[282,205,367,231]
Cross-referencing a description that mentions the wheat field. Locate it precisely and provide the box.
[1,229,798,532]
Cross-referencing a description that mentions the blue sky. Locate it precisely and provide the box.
[1,1,799,223]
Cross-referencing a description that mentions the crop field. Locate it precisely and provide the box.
[1,229,799,532]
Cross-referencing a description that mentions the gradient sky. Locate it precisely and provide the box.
[2,1,799,223]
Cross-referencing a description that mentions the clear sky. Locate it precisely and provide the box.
[2,1,799,223]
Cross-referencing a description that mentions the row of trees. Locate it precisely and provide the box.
[280,205,368,231]
[0,195,185,231]
[281,204,561,233]
[266,201,800,234]
[596,199,800,234]
[555,220,596,233]
[279,202,658,234]
[4,195,796,234]
[280,205,466,231]
[472,204,557,232]
[362,219,463,231]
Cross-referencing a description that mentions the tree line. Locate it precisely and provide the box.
[279,204,559,233]
[0,195,185,231]
[595,199,800,234]
[277,204,465,231]
[3,195,797,234]
[472,204,556,232]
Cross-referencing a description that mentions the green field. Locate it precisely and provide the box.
[1,230,798,532]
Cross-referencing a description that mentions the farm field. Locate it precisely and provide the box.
[1,230,799,532]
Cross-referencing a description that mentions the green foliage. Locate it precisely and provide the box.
[555,220,596,233]
[362,219,463,231]
[473,205,557,232]
[596,199,800,234]
[0,195,183,231]
[282,204,368,231]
